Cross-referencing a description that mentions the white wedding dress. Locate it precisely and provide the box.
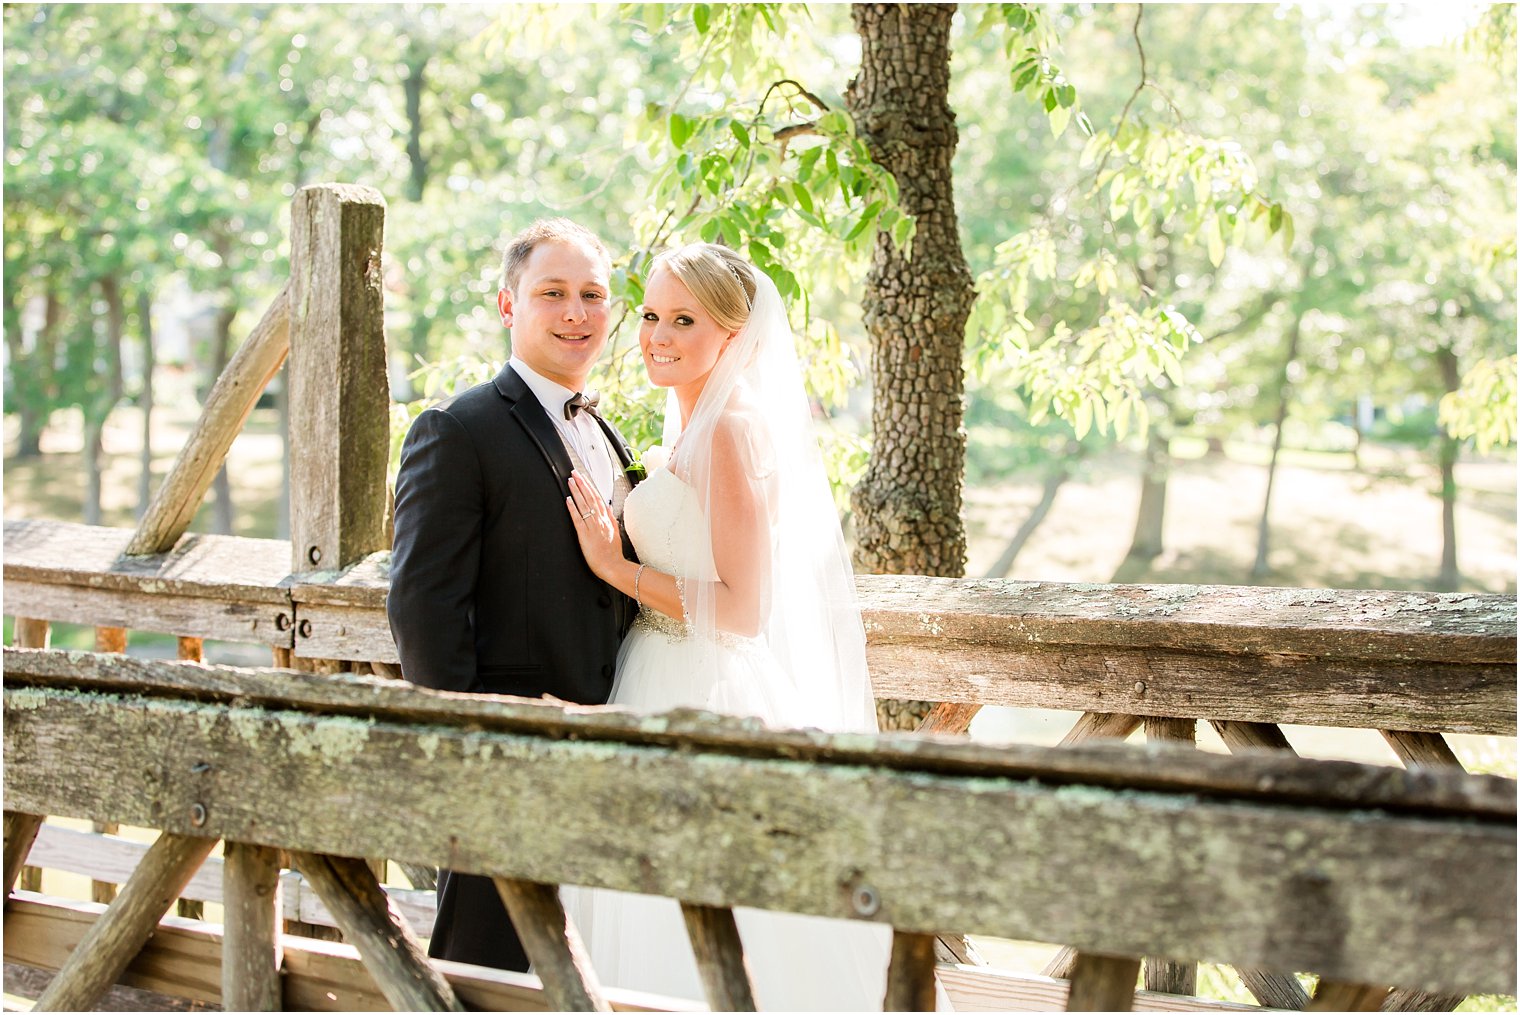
[560,465,896,1010]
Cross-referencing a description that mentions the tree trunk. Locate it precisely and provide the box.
[210,298,237,536]
[1435,345,1461,590]
[1251,315,1302,580]
[982,442,1080,579]
[402,47,429,204]
[137,289,156,519]
[846,2,975,730]
[1115,425,1170,580]
[12,288,62,458]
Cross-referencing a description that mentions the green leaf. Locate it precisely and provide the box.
[1043,87,1059,113]
[1013,62,1040,91]
[1206,215,1226,267]
[1281,210,1295,252]
[669,113,694,149]
[1056,83,1076,108]
[791,181,815,215]
[692,3,711,34]
[1048,103,1072,138]
[729,119,750,147]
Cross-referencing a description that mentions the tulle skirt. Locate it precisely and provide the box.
[559,620,895,1010]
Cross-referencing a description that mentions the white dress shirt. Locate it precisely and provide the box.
[509,357,616,504]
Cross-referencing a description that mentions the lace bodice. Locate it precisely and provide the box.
[624,468,718,581]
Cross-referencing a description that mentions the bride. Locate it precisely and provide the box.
[560,243,918,1010]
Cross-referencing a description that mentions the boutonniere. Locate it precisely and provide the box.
[629,444,668,482]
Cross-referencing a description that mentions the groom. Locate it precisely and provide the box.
[387,218,641,971]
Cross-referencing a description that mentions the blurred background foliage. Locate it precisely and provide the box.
[3,2,1514,593]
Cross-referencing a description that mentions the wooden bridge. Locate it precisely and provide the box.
[4,185,1516,1012]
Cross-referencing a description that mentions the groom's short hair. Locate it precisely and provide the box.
[499,219,611,293]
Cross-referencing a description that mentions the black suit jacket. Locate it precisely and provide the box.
[387,361,639,970]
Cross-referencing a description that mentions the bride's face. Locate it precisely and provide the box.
[638,268,738,393]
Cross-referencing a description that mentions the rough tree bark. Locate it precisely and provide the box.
[846,3,976,729]
[83,274,127,526]
[136,289,156,520]
[1112,423,1170,582]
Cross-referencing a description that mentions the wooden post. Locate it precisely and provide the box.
[291,851,461,1012]
[1382,730,1463,769]
[32,831,216,1012]
[124,284,292,556]
[1211,719,1297,753]
[91,627,128,906]
[1066,952,1141,1012]
[884,930,938,1012]
[1142,717,1198,997]
[680,902,757,1011]
[14,620,51,894]
[4,812,45,899]
[492,877,610,1012]
[286,183,389,576]
[222,842,284,1011]
[1059,711,1142,745]
[914,701,982,735]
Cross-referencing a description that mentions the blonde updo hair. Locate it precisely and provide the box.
[650,243,758,332]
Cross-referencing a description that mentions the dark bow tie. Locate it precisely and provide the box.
[563,391,600,420]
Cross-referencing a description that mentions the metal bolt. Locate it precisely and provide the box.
[189,802,208,828]
[298,619,313,638]
[850,883,881,917]
[308,545,322,566]
[191,762,211,774]
[1134,680,1147,695]
[275,612,292,632]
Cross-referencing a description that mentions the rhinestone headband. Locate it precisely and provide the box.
[724,260,753,309]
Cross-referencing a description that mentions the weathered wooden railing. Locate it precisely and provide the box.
[5,517,1515,1010]
[5,645,1514,1013]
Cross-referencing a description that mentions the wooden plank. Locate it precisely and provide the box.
[1235,967,1310,1010]
[5,892,698,1012]
[1066,952,1141,1012]
[12,617,48,649]
[222,842,282,1011]
[291,851,461,1012]
[4,813,45,898]
[1381,730,1463,770]
[3,962,211,1012]
[1060,711,1142,744]
[91,629,128,910]
[935,963,1266,1012]
[1212,720,1298,754]
[493,878,609,1012]
[1379,988,1468,1011]
[914,701,982,735]
[7,683,1513,996]
[1142,718,1198,998]
[287,183,389,574]
[94,627,127,654]
[9,649,1513,820]
[678,902,756,1011]
[1309,980,1387,1010]
[4,579,289,645]
[176,638,204,662]
[884,931,937,1011]
[22,823,438,931]
[32,832,215,1011]
[125,283,291,557]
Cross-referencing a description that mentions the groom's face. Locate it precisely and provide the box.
[498,239,612,391]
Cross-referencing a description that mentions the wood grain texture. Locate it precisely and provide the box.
[1060,711,1143,745]
[1235,967,1311,1010]
[679,902,756,1011]
[8,649,1512,820]
[1309,980,1388,1011]
[914,701,983,735]
[1211,720,1298,754]
[884,930,938,1011]
[1066,952,1142,1012]
[32,831,216,1011]
[13,615,50,648]
[1141,719,1198,998]
[125,283,291,557]
[222,842,283,1011]
[1382,730,1463,770]
[291,850,462,1012]
[4,810,45,898]
[6,677,1513,996]
[287,184,389,574]
[935,963,1264,1012]
[494,877,609,1012]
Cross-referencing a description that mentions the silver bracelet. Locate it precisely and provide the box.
[633,563,647,609]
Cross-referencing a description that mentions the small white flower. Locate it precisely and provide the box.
[642,444,670,473]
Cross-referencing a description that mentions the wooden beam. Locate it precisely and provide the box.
[1212,719,1297,754]
[1382,730,1463,770]
[222,842,283,1011]
[1235,967,1311,1010]
[286,183,389,575]
[1379,988,1469,1011]
[884,930,938,1011]
[1309,979,1388,1011]
[1066,952,1141,1012]
[92,628,129,909]
[32,831,215,1011]
[935,963,1267,1012]
[679,902,756,1012]
[1142,718,1198,998]
[13,616,50,649]
[290,850,462,1012]
[914,701,982,735]
[4,811,45,898]
[493,877,609,1012]
[125,283,291,557]
[1060,711,1142,745]
[177,637,204,662]
[94,626,127,653]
